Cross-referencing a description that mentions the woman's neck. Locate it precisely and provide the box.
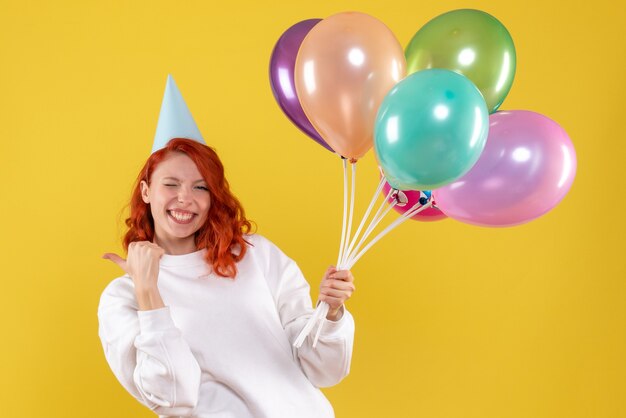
[153,236,197,255]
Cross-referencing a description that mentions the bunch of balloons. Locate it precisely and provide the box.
[270,9,576,229]
[270,10,577,346]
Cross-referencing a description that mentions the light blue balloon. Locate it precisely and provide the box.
[374,69,489,190]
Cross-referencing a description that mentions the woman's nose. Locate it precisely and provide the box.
[177,187,192,203]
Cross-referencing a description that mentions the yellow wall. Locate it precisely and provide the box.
[0,0,623,417]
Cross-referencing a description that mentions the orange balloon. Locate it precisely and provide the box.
[294,12,406,160]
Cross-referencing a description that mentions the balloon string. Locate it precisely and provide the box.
[341,175,386,269]
[404,200,433,217]
[344,198,396,267]
[360,188,394,246]
[312,303,330,348]
[340,162,356,269]
[344,187,394,266]
[346,200,433,269]
[293,301,326,348]
[322,162,354,346]
[336,158,349,267]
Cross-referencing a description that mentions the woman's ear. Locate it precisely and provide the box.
[140,180,150,204]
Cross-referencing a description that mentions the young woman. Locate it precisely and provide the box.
[98,137,356,418]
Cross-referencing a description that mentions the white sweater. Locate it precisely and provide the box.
[98,234,355,418]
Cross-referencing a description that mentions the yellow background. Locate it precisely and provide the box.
[0,0,624,417]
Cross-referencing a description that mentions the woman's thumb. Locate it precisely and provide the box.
[102,253,128,273]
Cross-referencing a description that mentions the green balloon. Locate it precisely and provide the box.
[405,9,516,113]
[374,69,489,191]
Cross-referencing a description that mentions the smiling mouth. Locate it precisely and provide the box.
[167,210,196,224]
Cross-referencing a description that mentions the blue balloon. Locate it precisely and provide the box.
[374,69,489,190]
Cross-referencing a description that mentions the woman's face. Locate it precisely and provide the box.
[140,152,211,250]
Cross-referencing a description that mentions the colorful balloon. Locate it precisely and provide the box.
[382,180,447,222]
[434,110,577,227]
[405,9,516,113]
[374,69,489,191]
[269,19,334,152]
[294,11,406,160]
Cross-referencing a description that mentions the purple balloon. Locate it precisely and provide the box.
[434,110,577,227]
[269,19,334,152]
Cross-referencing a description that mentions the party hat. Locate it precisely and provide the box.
[152,75,205,153]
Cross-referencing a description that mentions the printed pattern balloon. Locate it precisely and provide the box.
[382,180,447,222]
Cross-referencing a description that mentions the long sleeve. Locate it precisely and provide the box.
[258,237,355,388]
[98,278,202,416]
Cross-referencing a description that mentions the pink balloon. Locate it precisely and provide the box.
[434,110,577,227]
[382,179,447,222]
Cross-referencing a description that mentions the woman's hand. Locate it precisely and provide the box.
[318,266,355,321]
[102,241,166,310]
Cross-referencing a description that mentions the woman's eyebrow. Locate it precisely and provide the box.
[162,176,206,183]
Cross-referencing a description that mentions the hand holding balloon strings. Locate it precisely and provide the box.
[314,267,355,346]
[318,267,356,321]
[294,161,434,348]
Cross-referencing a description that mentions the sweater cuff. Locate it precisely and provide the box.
[137,306,175,333]
[321,306,353,338]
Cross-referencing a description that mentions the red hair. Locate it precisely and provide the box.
[123,138,255,278]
